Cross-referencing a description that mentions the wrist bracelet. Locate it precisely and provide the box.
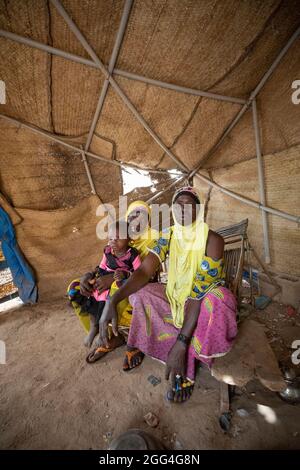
[177,333,191,345]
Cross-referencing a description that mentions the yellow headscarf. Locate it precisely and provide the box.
[126,200,159,260]
[166,187,209,328]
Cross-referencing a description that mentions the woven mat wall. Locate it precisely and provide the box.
[0,0,299,292]
[15,194,106,300]
[206,144,300,277]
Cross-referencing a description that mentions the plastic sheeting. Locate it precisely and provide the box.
[0,207,37,303]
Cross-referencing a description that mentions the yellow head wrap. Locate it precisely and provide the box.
[166,187,208,328]
[126,200,158,260]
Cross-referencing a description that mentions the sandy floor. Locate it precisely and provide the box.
[0,298,300,450]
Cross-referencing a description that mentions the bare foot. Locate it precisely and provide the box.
[166,377,194,403]
[84,325,99,348]
[86,334,126,364]
[94,333,125,350]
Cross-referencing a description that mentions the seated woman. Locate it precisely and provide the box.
[67,200,159,360]
[98,187,238,403]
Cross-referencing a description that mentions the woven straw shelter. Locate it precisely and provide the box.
[0,0,299,302]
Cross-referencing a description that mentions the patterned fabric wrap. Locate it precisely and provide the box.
[190,255,225,300]
[128,283,237,380]
[148,227,225,302]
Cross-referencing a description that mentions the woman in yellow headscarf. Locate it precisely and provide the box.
[67,200,159,362]
[125,200,159,260]
[99,187,238,402]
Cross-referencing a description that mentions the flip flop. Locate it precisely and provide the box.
[123,348,144,372]
[86,346,113,364]
[86,334,126,364]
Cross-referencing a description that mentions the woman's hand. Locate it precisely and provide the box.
[113,270,127,282]
[99,299,118,348]
[164,298,200,387]
[95,274,114,293]
[79,272,94,297]
[165,340,187,387]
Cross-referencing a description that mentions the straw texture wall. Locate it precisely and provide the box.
[206,144,300,277]
[1,0,299,180]
[15,194,106,300]
[0,0,299,299]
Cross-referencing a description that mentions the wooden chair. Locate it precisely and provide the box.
[216,218,249,302]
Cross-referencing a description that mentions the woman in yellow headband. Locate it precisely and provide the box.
[67,200,159,362]
[126,200,159,260]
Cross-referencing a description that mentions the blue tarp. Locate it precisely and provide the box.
[0,207,37,303]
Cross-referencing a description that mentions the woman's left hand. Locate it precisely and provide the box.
[95,274,114,293]
[165,340,187,386]
[113,270,126,282]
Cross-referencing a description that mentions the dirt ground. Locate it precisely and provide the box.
[0,298,300,450]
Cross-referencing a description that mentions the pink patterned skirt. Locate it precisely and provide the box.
[128,283,238,380]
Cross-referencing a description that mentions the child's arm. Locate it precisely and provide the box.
[80,252,111,296]
[94,252,114,293]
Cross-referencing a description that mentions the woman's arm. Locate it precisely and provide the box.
[178,229,224,339]
[99,252,160,346]
[80,251,115,296]
[206,229,224,259]
[111,252,159,305]
[165,297,201,382]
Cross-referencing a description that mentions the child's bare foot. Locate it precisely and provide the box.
[94,334,104,349]
[84,324,99,348]
[94,333,125,349]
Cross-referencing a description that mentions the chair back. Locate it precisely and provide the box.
[216,219,248,297]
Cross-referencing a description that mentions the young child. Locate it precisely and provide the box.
[85,220,141,348]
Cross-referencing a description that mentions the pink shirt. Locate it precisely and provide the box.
[92,245,141,301]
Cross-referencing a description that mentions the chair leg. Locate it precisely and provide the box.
[219,382,232,432]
